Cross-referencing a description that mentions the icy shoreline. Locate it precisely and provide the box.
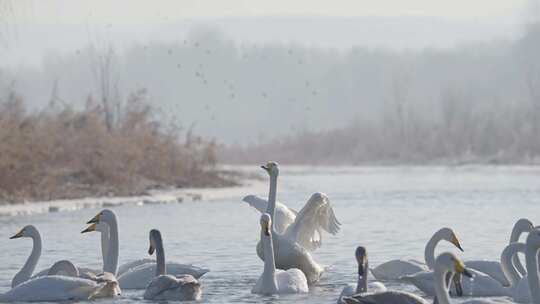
[0,178,266,217]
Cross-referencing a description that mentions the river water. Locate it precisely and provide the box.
[1,166,539,303]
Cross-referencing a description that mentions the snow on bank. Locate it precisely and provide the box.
[0,179,266,217]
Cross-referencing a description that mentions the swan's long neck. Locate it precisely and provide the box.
[266,174,278,232]
[104,215,119,275]
[155,236,166,276]
[12,232,42,288]
[355,261,368,294]
[100,225,110,269]
[501,243,525,287]
[510,225,527,275]
[261,230,278,294]
[526,241,540,304]
[424,231,442,269]
[433,264,451,304]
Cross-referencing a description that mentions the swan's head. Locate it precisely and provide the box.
[81,222,108,234]
[515,218,535,234]
[261,162,279,176]
[87,209,116,225]
[355,246,368,275]
[9,225,38,239]
[526,228,540,250]
[438,227,464,252]
[260,213,272,236]
[148,229,163,255]
[435,252,473,279]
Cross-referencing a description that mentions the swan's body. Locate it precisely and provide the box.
[245,193,341,251]
[344,252,514,304]
[371,227,463,281]
[8,225,96,287]
[0,275,119,302]
[338,246,386,304]
[255,162,324,284]
[82,212,208,290]
[143,230,202,301]
[252,213,308,295]
[464,219,534,286]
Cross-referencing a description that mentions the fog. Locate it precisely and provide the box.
[1,1,540,163]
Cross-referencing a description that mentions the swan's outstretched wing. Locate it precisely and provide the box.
[285,192,341,250]
[243,195,297,234]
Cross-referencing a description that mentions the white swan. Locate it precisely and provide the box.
[82,222,208,281]
[401,241,517,297]
[343,252,514,304]
[244,192,341,251]
[255,162,324,284]
[252,213,309,295]
[84,209,208,290]
[8,225,97,287]
[0,274,120,302]
[464,218,534,286]
[371,227,464,281]
[337,246,386,304]
[143,229,202,301]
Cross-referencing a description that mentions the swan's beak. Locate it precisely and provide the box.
[261,165,268,172]
[455,259,473,278]
[451,234,464,252]
[264,225,270,236]
[148,245,155,255]
[81,223,97,234]
[9,229,24,239]
[87,212,102,224]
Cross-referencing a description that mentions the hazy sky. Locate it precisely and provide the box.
[10,0,532,21]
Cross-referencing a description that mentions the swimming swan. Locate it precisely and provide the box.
[337,246,386,304]
[401,241,518,297]
[8,225,96,287]
[252,213,309,295]
[255,162,324,284]
[143,229,202,301]
[464,218,534,286]
[343,252,514,304]
[371,227,464,281]
[244,192,341,251]
[82,222,208,283]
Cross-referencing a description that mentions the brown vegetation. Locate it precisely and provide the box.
[0,88,234,204]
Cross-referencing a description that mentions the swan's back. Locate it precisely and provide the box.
[342,290,428,304]
[118,262,208,289]
[276,268,309,293]
[464,260,508,287]
[0,276,102,302]
[118,258,154,276]
[371,259,427,281]
[143,274,201,301]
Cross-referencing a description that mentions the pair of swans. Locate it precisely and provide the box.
[343,228,540,304]
[247,162,339,284]
[401,219,536,297]
[83,209,209,289]
[143,229,202,300]
[251,213,309,294]
[0,226,119,302]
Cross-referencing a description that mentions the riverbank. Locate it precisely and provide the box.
[0,175,266,217]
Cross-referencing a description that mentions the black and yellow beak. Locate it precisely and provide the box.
[9,229,24,239]
[264,224,270,236]
[451,234,464,252]
[81,223,97,234]
[87,212,102,224]
[261,165,269,171]
[455,259,473,278]
[148,244,155,255]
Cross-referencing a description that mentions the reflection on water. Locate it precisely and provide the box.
[1,166,539,303]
